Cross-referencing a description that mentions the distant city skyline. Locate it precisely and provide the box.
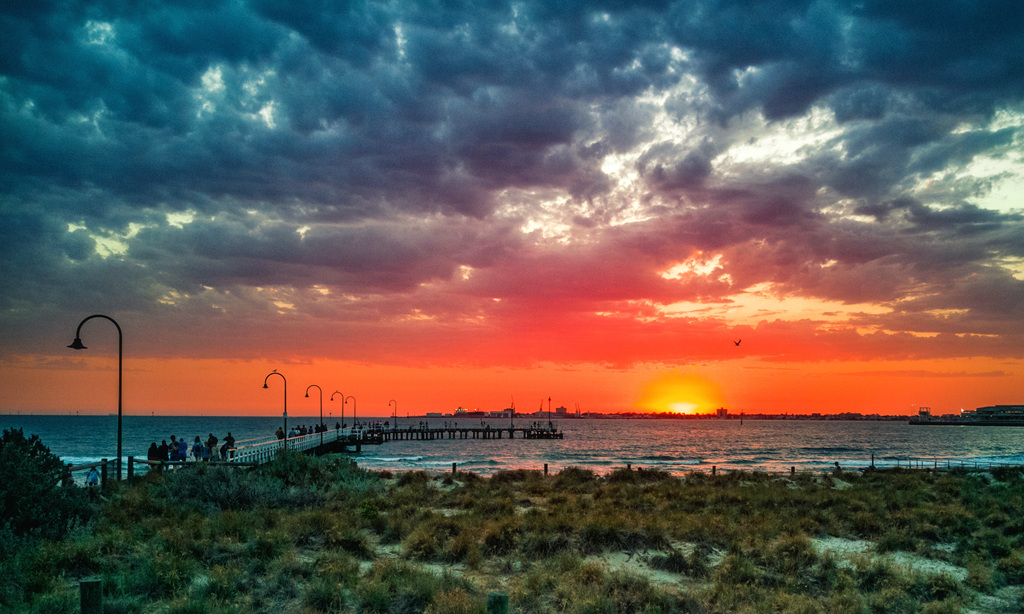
[2,1,1022,416]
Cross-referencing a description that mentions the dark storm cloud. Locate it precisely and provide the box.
[2,0,1023,363]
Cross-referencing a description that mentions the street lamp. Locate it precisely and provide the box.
[330,390,345,430]
[263,371,287,450]
[346,396,357,439]
[548,396,552,429]
[389,399,397,430]
[306,384,323,446]
[67,314,123,480]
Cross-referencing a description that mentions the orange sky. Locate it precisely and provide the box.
[3,352,1020,417]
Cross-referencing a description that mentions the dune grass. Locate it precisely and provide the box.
[3,452,1023,613]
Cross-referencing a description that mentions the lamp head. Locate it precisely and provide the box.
[263,383,269,389]
[305,392,309,398]
[68,337,87,350]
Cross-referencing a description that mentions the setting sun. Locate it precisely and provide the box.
[635,373,725,415]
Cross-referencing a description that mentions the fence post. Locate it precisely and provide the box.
[100,459,108,490]
[487,592,509,614]
[712,466,716,476]
[452,462,457,474]
[871,453,874,468]
[127,456,134,482]
[80,577,102,614]
[544,463,548,476]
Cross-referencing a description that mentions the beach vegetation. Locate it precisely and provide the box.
[4,444,1024,612]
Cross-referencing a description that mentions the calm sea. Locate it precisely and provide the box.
[3,415,1023,479]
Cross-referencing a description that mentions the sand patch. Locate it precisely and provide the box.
[831,477,853,490]
[812,537,967,581]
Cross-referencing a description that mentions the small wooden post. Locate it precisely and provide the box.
[127,456,134,482]
[871,453,874,468]
[711,466,716,476]
[80,577,102,614]
[544,463,548,476]
[100,459,107,490]
[452,462,457,474]
[626,464,631,471]
[487,592,509,614]
[791,466,795,475]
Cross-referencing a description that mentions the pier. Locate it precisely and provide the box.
[124,423,563,478]
[382,425,564,441]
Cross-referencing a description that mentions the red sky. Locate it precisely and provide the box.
[2,1,1023,417]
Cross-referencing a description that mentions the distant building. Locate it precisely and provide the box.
[716,407,728,418]
[555,405,567,415]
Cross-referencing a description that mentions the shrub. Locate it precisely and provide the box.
[425,588,486,614]
[303,576,349,612]
[356,559,475,614]
[0,428,96,540]
[397,470,432,487]
[153,462,323,511]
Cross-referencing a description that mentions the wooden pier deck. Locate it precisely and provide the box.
[383,426,564,441]
[124,424,564,478]
[225,424,563,465]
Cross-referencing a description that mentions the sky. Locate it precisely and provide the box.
[1,0,1022,418]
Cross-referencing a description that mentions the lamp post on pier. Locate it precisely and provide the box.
[67,314,123,480]
[306,384,324,446]
[389,399,397,431]
[346,396,357,439]
[330,391,345,431]
[263,371,287,450]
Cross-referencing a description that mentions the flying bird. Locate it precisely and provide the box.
[733,339,742,346]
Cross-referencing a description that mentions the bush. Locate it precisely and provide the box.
[152,461,324,511]
[0,428,96,541]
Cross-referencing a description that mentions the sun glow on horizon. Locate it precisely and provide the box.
[635,373,724,414]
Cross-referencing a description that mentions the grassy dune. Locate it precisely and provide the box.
[3,452,1024,613]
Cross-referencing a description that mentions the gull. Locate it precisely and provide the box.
[733,339,742,346]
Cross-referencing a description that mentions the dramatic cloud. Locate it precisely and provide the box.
[1,0,1022,413]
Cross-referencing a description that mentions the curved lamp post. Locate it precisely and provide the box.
[346,396,357,438]
[306,384,323,446]
[67,314,123,480]
[330,390,345,431]
[263,370,287,450]
[389,399,397,431]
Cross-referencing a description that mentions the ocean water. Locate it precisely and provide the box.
[3,414,1023,478]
